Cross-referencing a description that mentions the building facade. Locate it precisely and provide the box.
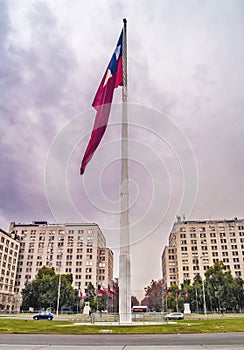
[0,228,20,312]
[162,218,244,287]
[10,221,114,308]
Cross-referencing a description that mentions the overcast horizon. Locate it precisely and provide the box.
[1,0,244,299]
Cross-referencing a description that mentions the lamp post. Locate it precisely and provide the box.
[200,256,207,316]
[56,264,62,316]
[202,279,207,316]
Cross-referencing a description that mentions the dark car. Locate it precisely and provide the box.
[33,312,53,320]
[166,312,184,320]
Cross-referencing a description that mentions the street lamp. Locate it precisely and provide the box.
[56,263,62,316]
[202,279,207,316]
[200,256,207,316]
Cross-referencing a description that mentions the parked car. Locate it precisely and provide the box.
[33,312,53,320]
[166,312,184,320]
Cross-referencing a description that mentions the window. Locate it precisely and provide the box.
[169,255,175,260]
[210,232,216,237]
[221,245,228,250]
[179,228,186,233]
[211,239,217,244]
[200,233,206,238]
[232,251,239,256]
[190,233,196,238]
[222,251,228,256]
[213,258,219,263]
[189,227,196,232]
[182,266,189,271]
[180,240,187,245]
[230,239,236,243]
[234,264,240,269]
[231,245,238,250]
[201,246,208,251]
[181,247,187,251]
[212,252,218,256]
[233,258,239,262]
[191,246,198,251]
[209,226,216,231]
[193,265,199,270]
[211,246,218,250]
[180,233,186,238]
[191,240,197,244]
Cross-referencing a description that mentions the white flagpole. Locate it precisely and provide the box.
[119,18,132,324]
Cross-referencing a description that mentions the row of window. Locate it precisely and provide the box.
[179,225,244,233]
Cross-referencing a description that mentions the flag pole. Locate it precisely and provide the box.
[119,18,131,324]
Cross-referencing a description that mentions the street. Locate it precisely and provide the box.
[0,333,244,349]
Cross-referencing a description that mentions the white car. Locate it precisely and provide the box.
[166,312,184,320]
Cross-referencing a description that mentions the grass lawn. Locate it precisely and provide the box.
[0,317,244,334]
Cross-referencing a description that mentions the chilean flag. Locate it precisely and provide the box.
[78,288,82,299]
[80,29,123,174]
[108,284,116,295]
[97,284,106,295]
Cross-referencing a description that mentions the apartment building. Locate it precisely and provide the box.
[0,228,20,312]
[10,221,114,304]
[162,218,244,287]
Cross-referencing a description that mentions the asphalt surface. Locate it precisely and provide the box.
[0,333,244,349]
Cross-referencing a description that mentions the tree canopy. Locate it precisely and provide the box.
[21,266,76,311]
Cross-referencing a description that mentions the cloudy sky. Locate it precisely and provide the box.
[1,0,244,299]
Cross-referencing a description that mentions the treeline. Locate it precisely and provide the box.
[141,262,244,313]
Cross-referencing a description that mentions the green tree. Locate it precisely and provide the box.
[21,266,75,311]
[204,261,244,312]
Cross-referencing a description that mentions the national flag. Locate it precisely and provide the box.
[97,284,106,295]
[108,284,116,295]
[80,29,123,175]
[185,289,189,300]
[78,288,82,299]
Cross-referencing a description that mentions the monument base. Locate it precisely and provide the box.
[184,303,191,314]
[83,301,91,315]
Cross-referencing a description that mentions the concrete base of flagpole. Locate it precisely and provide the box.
[83,302,91,315]
[119,254,132,324]
[184,303,191,314]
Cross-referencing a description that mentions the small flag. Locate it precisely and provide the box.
[108,284,116,295]
[78,288,82,299]
[185,289,189,300]
[80,29,123,174]
[97,284,106,295]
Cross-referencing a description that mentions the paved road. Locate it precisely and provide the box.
[0,333,244,349]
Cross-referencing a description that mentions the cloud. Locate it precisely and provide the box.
[1,0,244,295]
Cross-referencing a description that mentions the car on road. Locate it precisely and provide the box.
[165,312,184,320]
[33,312,53,320]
